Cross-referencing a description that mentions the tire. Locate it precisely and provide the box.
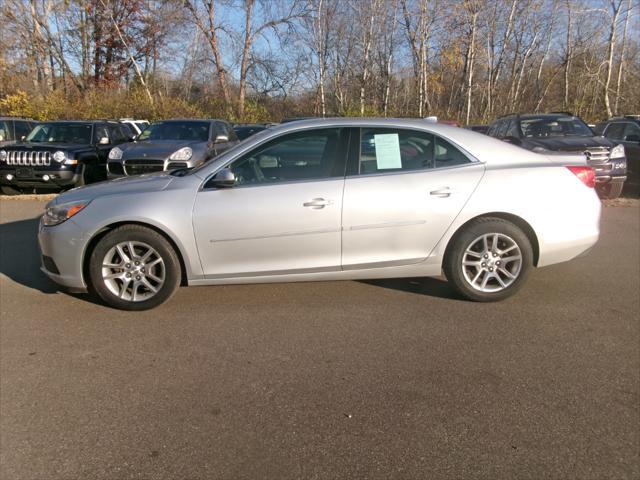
[88,225,181,310]
[596,182,623,199]
[1,185,21,195]
[443,217,534,302]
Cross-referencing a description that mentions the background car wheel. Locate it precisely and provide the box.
[596,182,623,199]
[444,217,533,302]
[88,225,181,310]
[1,185,21,195]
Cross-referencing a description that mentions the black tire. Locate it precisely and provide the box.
[88,225,181,310]
[596,182,623,199]
[443,217,534,302]
[1,185,21,195]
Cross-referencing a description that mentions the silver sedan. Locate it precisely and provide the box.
[38,118,600,310]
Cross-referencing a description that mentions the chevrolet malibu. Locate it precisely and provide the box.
[38,118,600,311]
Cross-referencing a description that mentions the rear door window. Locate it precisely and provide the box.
[435,137,472,168]
[358,128,435,174]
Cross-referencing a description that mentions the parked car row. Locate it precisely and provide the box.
[0,113,636,199]
[0,117,243,195]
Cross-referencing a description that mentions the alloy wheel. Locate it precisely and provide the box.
[101,241,165,302]
[461,233,523,293]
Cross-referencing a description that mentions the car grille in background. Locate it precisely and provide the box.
[108,162,124,175]
[4,151,52,166]
[123,159,164,176]
[584,147,610,164]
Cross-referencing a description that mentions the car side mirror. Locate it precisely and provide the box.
[99,137,110,145]
[209,168,236,188]
[128,135,137,142]
[21,135,26,142]
[504,136,520,145]
[214,134,229,144]
[624,134,640,143]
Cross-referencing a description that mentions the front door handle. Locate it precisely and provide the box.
[430,188,453,198]
[303,198,332,209]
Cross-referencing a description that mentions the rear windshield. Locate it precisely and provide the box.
[137,121,210,142]
[26,123,93,144]
[520,117,593,138]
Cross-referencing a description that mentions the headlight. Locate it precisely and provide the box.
[53,151,66,163]
[0,150,6,161]
[610,144,625,159]
[42,200,90,226]
[109,147,123,160]
[169,147,192,161]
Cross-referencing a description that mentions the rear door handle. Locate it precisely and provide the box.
[303,198,332,209]
[430,188,453,198]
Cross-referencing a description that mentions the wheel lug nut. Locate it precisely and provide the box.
[489,267,493,272]
[484,254,488,258]
[481,263,486,267]
[136,275,141,280]
[126,273,131,277]
[126,263,131,268]
[135,261,139,265]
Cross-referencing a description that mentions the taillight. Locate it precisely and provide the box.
[566,166,596,188]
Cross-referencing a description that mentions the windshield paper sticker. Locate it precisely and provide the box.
[374,134,402,169]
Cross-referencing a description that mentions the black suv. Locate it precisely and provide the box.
[0,120,131,194]
[0,117,37,146]
[593,116,639,196]
[487,113,627,199]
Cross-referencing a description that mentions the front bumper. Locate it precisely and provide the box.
[107,158,198,178]
[0,166,80,189]
[38,217,88,291]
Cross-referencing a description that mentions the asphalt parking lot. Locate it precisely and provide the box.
[0,199,638,480]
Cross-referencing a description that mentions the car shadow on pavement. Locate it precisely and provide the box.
[0,217,58,294]
[361,276,460,300]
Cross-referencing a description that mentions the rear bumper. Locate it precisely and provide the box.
[537,192,601,267]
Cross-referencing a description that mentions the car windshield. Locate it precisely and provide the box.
[25,123,93,144]
[235,126,266,140]
[137,121,210,142]
[520,117,593,138]
[187,128,274,176]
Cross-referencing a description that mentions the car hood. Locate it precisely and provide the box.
[51,172,175,206]
[119,140,205,159]
[527,136,613,151]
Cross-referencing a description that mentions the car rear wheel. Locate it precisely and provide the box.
[444,217,533,302]
[596,182,623,199]
[88,225,181,310]
[1,185,21,195]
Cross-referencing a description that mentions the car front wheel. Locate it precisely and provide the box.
[88,225,181,310]
[444,217,533,302]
